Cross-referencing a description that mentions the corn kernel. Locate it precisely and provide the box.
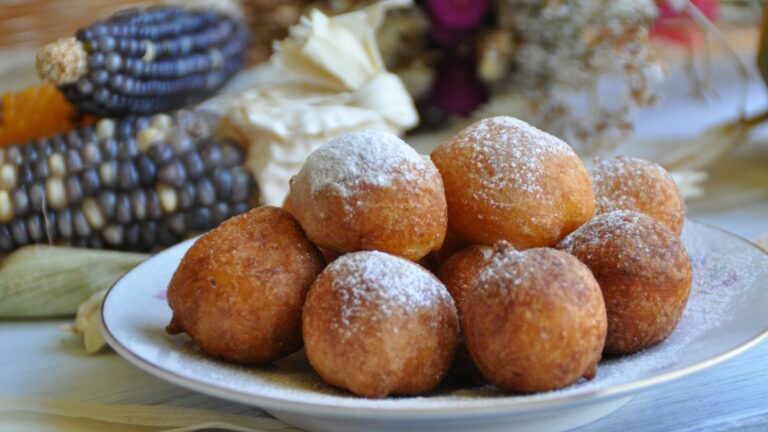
[82,197,106,230]
[49,153,67,178]
[0,191,13,223]
[157,183,178,214]
[0,164,18,190]
[45,178,68,210]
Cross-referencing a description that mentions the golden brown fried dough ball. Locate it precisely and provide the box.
[416,230,471,275]
[303,251,459,398]
[166,206,325,364]
[437,245,493,316]
[290,130,447,261]
[463,243,607,393]
[592,157,685,235]
[435,229,470,264]
[437,244,494,385]
[282,193,294,215]
[431,116,594,249]
[283,193,339,262]
[558,210,692,354]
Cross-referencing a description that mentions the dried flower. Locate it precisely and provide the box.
[430,56,488,117]
[654,0,720,45]
[483,0,662,155]
[426,0,490,31]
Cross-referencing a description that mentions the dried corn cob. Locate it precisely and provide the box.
[36,6,250,117]
[0,84,96,147]
[0,110,257,253]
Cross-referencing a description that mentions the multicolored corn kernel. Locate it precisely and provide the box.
[0,84,96,147]
[0,110,257,253]
[37,6,250,117]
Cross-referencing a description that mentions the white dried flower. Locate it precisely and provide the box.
[488,0,662,154]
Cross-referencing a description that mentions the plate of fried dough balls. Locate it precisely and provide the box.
[101,118,768,432]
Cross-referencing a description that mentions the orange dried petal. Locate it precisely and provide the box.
[0,83,96,146]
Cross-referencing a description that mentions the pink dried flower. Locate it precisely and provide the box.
[658,0,718,20]
[654,0,719,45]
[429,57,487,117]
[426,0,490,31]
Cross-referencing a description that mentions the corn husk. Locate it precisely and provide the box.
[757,5,768,87]
[209,0,418,206]
[0,397,293,432]
[670,170,709,200]
[653,120,752,171]
[64,289,109,353]
[0,246,147,318]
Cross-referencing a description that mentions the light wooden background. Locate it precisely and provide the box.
[0,1,148,49]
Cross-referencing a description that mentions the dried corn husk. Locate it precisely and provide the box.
[0,246,147,318]
[209,0,418,206]
[643,119,753,171]
[64,289,109,354]
[757,4,768,87]
[670,170,709,200]
[623,118,760,201]
[0,397,292,432]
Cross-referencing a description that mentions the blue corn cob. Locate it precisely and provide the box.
[37,6,250,117]
[0,110,257,253]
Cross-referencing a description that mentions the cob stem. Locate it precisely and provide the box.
[36,37,88,86]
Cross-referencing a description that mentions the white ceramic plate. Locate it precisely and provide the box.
[101,220,768,432]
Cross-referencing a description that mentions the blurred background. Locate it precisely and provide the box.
[1,0,767,241]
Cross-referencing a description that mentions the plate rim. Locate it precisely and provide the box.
[100,219,768,418]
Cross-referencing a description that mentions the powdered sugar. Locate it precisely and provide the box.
[450,116,573,207]
[591,156,683,220]
[325,251,452,338]
[476,242,530,291]
[299,129,429,197]
[558,210,654,254]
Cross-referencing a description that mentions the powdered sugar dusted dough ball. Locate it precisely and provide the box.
[438,244,493,317]
[592,157,685,235]
[302,251,459,398]
[431,116,595,249]
[559,211,692,354]
[462,243,607,393]
[290,130,447,261]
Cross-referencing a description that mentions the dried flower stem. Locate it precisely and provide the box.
[683,0,752,117]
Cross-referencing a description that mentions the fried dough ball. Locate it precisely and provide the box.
[438,245,493,316]
[435,229,470,264]
[417,230,471,275]
[166,206,325,364]
[282,193,294,215]
[431,116,594,249]
[437,245,494,385]
[290,130,447,261]
[303,251,459,398]
[283,193,339,262]
[592,157,685,235]
[463,243,607,393]
[558,211,692,354]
